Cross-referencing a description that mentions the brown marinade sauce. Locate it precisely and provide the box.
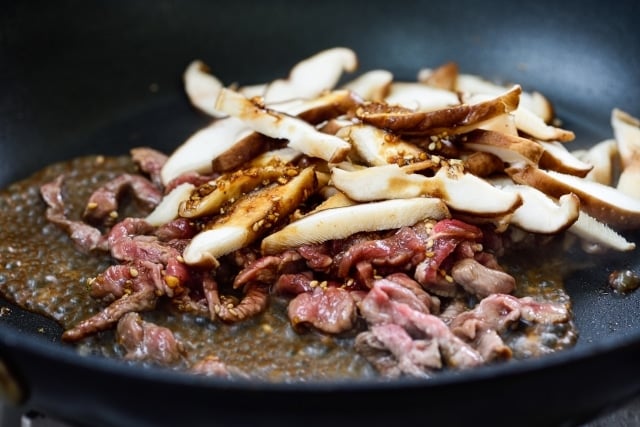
[0,155,576,381]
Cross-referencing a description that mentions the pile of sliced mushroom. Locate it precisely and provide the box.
[147,47,640,267]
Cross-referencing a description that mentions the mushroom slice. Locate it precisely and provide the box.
[572,139,618,185]
[617,161,640,200]
[210,132,277,173]
[489,178,579,234]
[271,89,362,124]
[146,183,195,226]
[179,164,300,218]
[417,62,458,91]
[263,47,358,103]
[183,167,317,266]
[384,82,460,112]
[356,85,521,136]
[478,113,519,137]
[210,90,359,173]
[454,73,554,123]
[261,197,450,254]
[342,69,393,101]
[568,211,636,252]
[513,106,575,142]
[463,151,505,178]
[160,117,252,185]
[611,108,640,169]
[309,190,356,213]
[247,147,303,167]
[331,163,521,217]
[506,165,640,230]
[461,129,544,166]
[183,60,226,118]
[538,141,593,177]
[215,88,351,163]
[239,83,268,98]
[336,124,425,166]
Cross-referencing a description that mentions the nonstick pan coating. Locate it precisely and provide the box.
[1,1,639,426]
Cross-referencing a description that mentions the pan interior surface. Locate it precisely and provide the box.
[1,0,639,426]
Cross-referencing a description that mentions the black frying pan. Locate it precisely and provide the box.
[1,1,640,426]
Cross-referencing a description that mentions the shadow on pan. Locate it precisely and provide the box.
[1,0,639,426]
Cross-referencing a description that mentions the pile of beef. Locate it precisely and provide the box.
[40,148,574,379]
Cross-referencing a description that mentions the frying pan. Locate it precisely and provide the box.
[1,0,639,426]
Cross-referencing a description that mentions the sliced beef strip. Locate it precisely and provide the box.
[336,226,428,285]
[414,219,484,297]
[273,272,315,296]
[82,173,162,225]
[385,273,441,314]
[233,250,303,288]
[62,287,158,342]
[354,331,404,379]
[215,282,270,323]
[369,323,441,377]
[287,286,357,334]
[40,175,108,253]
[359,280,483,371]
[116,312,184,365]
[450,258,516,298]
[130,147,168,188]
[190,355,250,379]
[450,293,571,361]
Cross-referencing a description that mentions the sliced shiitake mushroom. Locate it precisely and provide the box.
[261,197,450,254]
[617,161,640,200]
[449,72,554,123]
[336,124,425,166]
[538,141,593,177]
[572,139,618,185]
[342,69,393,101]
[461,129,545,166]
[568,211,636,252]
[146,183,195,226]
[356,85,521,136]
[263,47,358,103]
[183,167,317,266]
[331,163,521,217]
[611,108,640,169]
[416,62,458,91]
[215,88,351,163]
[489,177,580,234]
[384,82,460,112]
[183,60,226,118]
[506,165,640,230]
[160,117,253,185]
[513,106,575,142]
[179,164,302,218]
